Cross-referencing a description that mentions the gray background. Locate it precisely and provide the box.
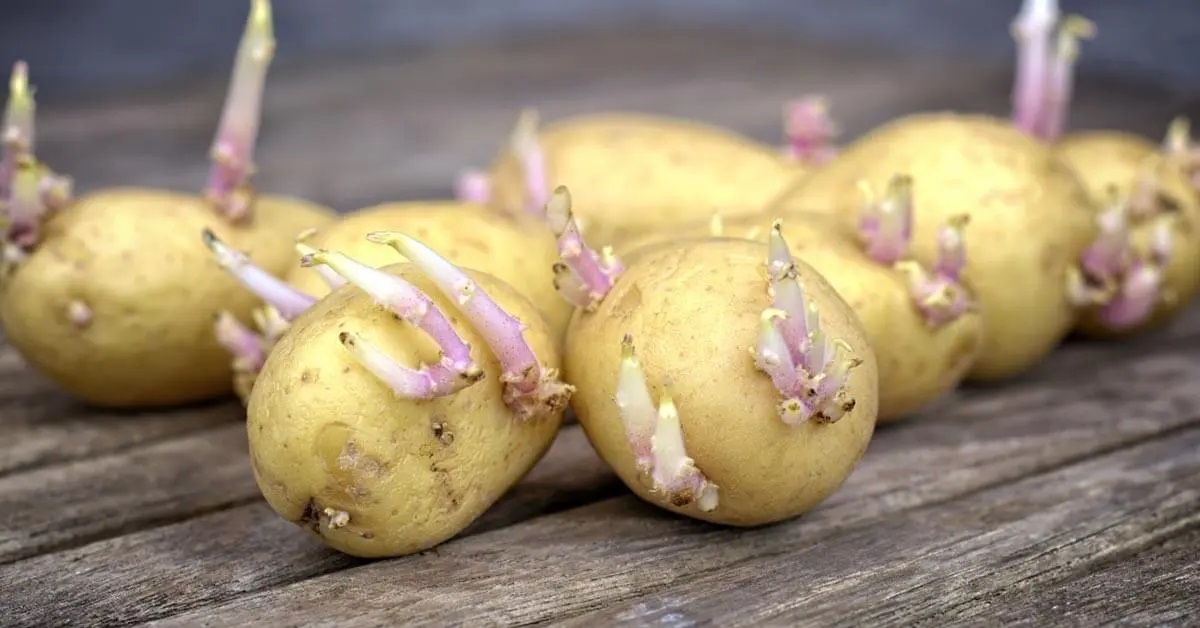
[1,0,1197,97]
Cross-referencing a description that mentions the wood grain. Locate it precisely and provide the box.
[0,427,620,627]
[963,527,1200,626]
[0,423,256,564]
[559,427,1200,627]
[0,342,239,477]
[144,326,1200,625]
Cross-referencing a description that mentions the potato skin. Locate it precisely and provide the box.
[777,112,1095,382]
[621,214,982,423]
[245,193,338,276]
[284,201,572,347]
[566,239,878,526]
[0,187,269,407]
[248,264,563,558]
[1055,131,1200,336]
[486,112,807,249]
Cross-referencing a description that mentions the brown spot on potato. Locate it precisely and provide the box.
[298,498,323,534]
[669,488,696,507]
[431,420,454,446]
[429,460,462,511]
[1156,193,1181,214]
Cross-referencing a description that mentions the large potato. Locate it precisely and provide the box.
[566,238,878,526]
[0,188,272,407]
[620,212,982,422]
[775,112,1095,381]
[485,112,807,249]
[248,264,563,557]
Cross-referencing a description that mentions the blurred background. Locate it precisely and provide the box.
[3,0,1198,95]
[0,0,1196,210]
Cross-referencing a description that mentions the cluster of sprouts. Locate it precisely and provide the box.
[544,187,622,310]
[1067,190,1176,330]
[855,175,974,326]
[0,62,73,268]
[755,221,864,425]
[206,227,573,418]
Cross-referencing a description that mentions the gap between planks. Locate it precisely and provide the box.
[3,322,1198,626]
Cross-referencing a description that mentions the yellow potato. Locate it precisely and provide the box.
[774,112,1095,382]
[0,188,279,407]
[485,112,807,249]
[283,201,571,346]
[248,264,563,557]
[566,237,878,526]
[620,211,983,423]
[1056,130,1200,336]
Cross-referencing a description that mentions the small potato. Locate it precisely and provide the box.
[1055,130,1200,336]
[483,111,807,249]
[552,196,877,525]
[250,246,569,557]
[283,201,571,344]
[620,210,983,423]
[774,112,1095,382]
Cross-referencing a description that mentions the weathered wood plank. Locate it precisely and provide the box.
[145,336,1200,625]
[558,427,1200,627]
[0,423,256,564]
[33,28,1199,212]
[0,331,240,476]
[0,427,620,628]
[966,527,1200,627]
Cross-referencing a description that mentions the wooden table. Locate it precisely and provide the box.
[2,27,1199,627]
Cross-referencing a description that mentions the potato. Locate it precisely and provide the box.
[1055,130,1200,336]
[249,242,569,557]
[0,188,280,407]
[246,195,337,274]
[620,209,983,423]
[548,189,876,525]
[283,201,571,344]
[774,112,1095,382]
[481,111,807,249]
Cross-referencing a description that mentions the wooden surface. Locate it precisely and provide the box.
[2,26,1199,627]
